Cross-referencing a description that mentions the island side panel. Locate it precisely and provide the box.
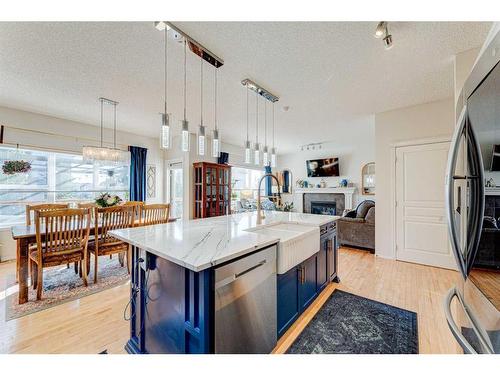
[126,249,214,354]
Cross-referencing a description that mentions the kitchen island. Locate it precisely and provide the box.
[110,211,339,354]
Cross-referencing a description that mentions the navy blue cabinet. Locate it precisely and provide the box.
[277,267,300,337]
[277,252,319,338]
[299,254,318,311]
[317,236,329,290]
[277,221,338,338]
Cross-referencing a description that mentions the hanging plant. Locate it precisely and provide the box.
[2,160,32,175]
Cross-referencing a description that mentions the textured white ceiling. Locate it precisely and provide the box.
[0,22,491,154]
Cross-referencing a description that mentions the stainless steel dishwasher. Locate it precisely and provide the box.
[214,244,277,354]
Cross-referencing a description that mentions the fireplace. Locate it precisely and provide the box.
[310,201,337,216]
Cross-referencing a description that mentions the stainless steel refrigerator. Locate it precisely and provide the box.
[445,26,500,354]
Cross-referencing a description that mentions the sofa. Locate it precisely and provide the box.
[338,200,375,252]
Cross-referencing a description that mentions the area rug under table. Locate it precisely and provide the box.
[5,256,129,321]
[286,289,418,354]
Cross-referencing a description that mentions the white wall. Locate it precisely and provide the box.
[374,98,455,259]
[0,105,165,261]
[277,115,375,210]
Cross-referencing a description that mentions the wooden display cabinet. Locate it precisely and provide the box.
[193,162,231,218]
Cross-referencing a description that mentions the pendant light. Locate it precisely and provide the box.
[271,102,277,168]
[160,27,171,150]
[83,98,129,164]
[197,55,206,156]
[212,67,220,158]
[262,100,269,167]
[254,91,260,166]
[181,39,190,152]
[244,86,251,164]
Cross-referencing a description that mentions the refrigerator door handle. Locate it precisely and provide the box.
[445,106,468,278]
[464,116,485,275]
[444,287,477,354]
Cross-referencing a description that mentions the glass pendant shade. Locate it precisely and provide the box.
[244,140,251,164]
[212,129,220,158]
[160,113,171,149]
[263,145,269,167]
[197,124,206,156]
[271,147,277,168]
[181,120,190,152]
[254,143,260,166]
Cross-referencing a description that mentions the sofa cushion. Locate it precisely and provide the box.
[365,207,375,224]
[356,200,375,219]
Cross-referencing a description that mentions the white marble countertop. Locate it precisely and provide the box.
[110,211,339,272]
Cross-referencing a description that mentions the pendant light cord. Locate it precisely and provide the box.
[272,103,275,149]
[113,102,117,149]
[255,91,258,144]
[183,39,187,121]
[264,100,267,147]
[100,98,103,147]
[246,87,249,142]
[214,68,218,131]
[200,55,203,125]
[164,28,168,115]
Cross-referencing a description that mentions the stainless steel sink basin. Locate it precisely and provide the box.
[245,222,320,274]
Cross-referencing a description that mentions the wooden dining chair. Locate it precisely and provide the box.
[15,203,71,283]
[139,204,170,226]
[122,201,144,223]
[26,203,70,225]
[77,202,97,222]
[30,208,91,300]
[87,205,135,283]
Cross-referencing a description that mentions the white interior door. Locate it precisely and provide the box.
[395,141,456,269]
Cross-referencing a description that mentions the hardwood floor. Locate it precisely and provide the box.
[0,247,461,354]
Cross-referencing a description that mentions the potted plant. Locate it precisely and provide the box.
[2,160,32,175]
[95,192,122,207]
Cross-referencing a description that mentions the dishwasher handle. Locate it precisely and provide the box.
[215,260,267,290]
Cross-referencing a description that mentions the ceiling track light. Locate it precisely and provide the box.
[374,21,393,50]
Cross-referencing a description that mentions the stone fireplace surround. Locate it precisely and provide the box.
[303,193,344,214]
[294,187,356,214]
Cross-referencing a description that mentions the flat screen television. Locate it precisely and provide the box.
[306,158,339,177]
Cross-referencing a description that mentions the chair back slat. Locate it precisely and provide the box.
[140,204,170,226]
[35,208,91,257]
[26,203,70,225]
[96,206,134,243]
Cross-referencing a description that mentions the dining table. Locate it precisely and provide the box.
[10,217,177,304]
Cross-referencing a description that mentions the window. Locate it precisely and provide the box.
[0,146,129,226]
[231,167,264,209]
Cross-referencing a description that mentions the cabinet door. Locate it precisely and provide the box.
[299,254,318,311]
[277,267,300,338]
[328,233,338,281]
[317,237,328,291]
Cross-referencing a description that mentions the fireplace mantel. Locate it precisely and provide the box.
[294,187,356,212]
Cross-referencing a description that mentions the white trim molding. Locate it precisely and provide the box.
[294,187,356,212]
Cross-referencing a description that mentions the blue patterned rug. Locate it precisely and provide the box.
[287,289,418,354]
